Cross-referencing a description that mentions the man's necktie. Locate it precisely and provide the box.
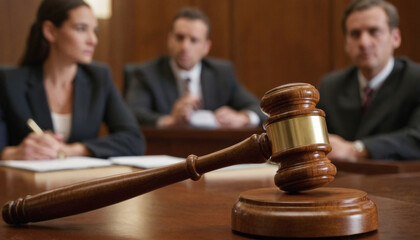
[362,86,374,113]
[183,78,191,96]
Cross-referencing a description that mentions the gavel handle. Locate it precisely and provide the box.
[3,133,271,224]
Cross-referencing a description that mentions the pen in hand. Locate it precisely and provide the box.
[27,118,44,135]
[26,118,66,159]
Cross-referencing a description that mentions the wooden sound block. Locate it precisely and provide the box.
[231,187,378,238]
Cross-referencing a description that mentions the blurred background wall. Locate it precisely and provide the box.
[1,0,419,98]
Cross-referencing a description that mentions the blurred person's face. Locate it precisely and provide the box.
[46,6,98,64]
[167,18,211,70]
[344,6,400,79]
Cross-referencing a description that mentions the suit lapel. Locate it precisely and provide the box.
[27,66,54,131]
[69,65,90,142]
[356,60,404,138]
[201,63,218,109]
[334,71,363,139]
[159,60,179,113]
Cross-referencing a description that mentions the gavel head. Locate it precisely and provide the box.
[260,83,336,192]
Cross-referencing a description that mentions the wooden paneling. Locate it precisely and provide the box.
[231,0,332,97]
[1,0,420,97]
[93,19,111,67]
[0,0,42,64]
[196,0,232,60]
[389,0,420,63]
[111,0,231,64]
[0,0,7,63]
[330,0,352,71]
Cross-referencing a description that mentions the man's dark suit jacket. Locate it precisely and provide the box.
[0,63,145,158]
[124,56,265,126]
[318,58,420,160]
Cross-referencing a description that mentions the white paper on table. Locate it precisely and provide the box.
[217,163,274,171]
[109,155,185,169]
[0,157,111,172]
[110,155,274,172]
[190,110,220,128]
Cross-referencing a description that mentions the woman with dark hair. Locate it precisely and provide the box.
[0,0,145,160]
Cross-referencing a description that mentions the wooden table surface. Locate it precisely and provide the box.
[333,159,420,175]
[0,165,419,240]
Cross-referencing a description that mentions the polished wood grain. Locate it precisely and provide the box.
[230,83,377,238]
[261,83,336,192]
[0,167,419,239]
[330,172,420,205]
[232,187,377,238]
[2,134,270,224]
[333,159,420,175]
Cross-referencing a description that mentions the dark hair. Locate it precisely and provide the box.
[171,7,211,38]
[342,0,399,34]
[20,0,90,66]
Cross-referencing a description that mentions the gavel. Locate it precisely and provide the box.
[2,83,336,225]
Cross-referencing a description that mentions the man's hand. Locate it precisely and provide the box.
[214,106,250,128]
[327,134,369,161]
[157,95,202,127]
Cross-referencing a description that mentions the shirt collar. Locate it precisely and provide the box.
[170,59,201,81]
[358,58,394,91]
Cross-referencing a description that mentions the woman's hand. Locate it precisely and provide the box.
[0,132,62,160]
